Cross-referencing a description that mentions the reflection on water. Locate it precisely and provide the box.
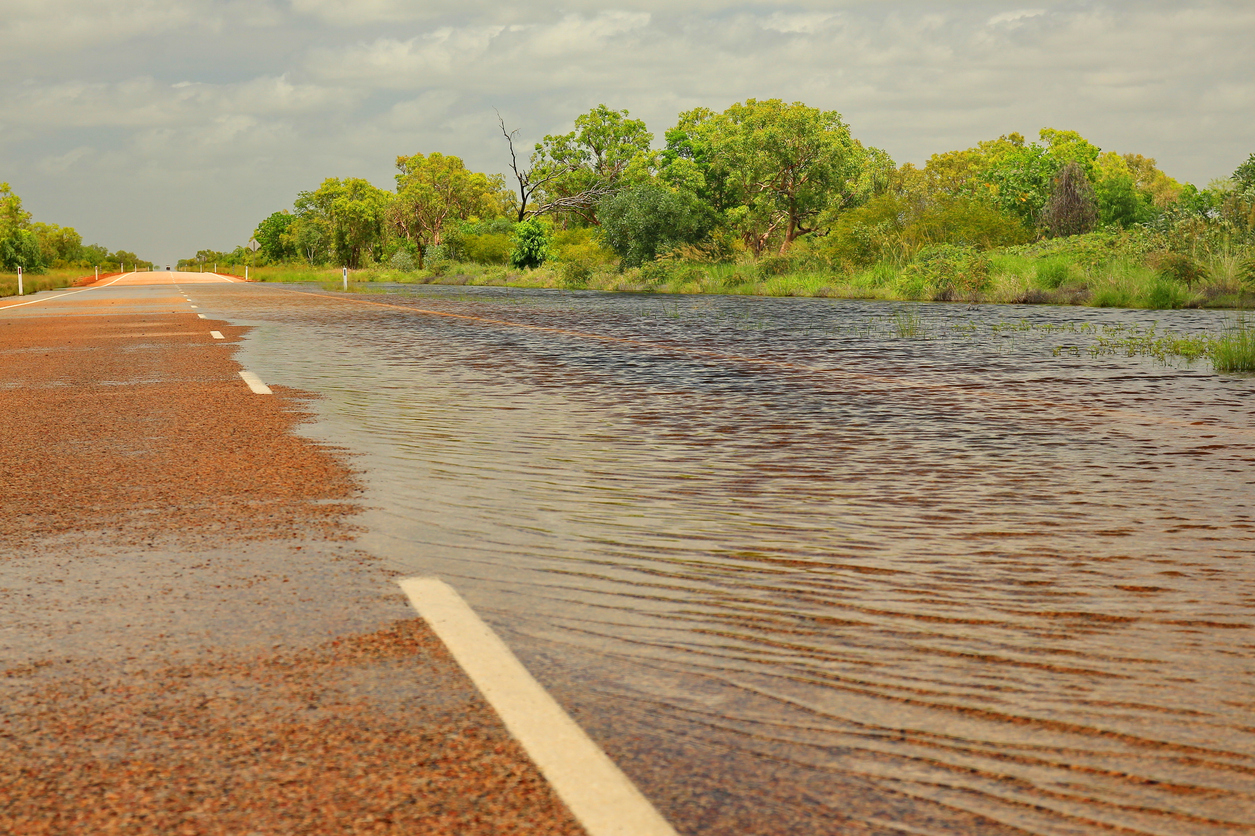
[218,285,1254,835]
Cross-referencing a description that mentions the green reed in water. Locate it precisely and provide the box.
[1211,314,1255,372]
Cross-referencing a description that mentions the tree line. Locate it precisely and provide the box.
[188,100,1255,278]
[1,184,145,274]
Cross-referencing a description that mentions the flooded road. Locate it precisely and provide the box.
[210,284,1253,835]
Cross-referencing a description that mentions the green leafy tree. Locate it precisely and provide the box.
[294,178,390,268]
[597,185,713,267]
[0,183,32,236]
[0,229,43,273]
[1122,153,1183,208]
[0,184,44,273]
[672,99,867,256]
[529,105,655,224]
[509,218,553,269]
[1037,128,1102,175]
[253,211,295,263]
[81,243,109,265]
[31,222,84,267]
[1093,152,1152,228]
[823,192,1028,267]
[1232,154,1255,193]
[389,152,508,266]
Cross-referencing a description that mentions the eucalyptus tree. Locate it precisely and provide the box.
[526,105,655,225]
[664,99,874,256]
[294,177,390,268]
[389,151,508,265]
[253,212,296,263]
[0,183,43,272]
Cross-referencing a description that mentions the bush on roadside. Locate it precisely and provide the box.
[509,219,554,270]
[559,259,594,288]
[388,249,416,272]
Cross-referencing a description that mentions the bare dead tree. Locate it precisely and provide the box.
[497,110,626,225]
[1042,161,1098,238]
[498,110,572,222]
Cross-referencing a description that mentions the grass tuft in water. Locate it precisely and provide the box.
[892,308,926,338]
[1212,315,1255,372]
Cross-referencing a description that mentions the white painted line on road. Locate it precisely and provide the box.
[197,314,207,319]
[210,331,224,340]
[0,272,132,312]
[397,577,679,836]
[237,370,272,395]
[189,305,198,309]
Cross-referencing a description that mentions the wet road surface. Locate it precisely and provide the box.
[0,273,587,836]
[8,274,1255,835]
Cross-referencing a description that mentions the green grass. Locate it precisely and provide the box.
[1212,315,1255,372]
[246,240,1255,311]
[0,268,95,298]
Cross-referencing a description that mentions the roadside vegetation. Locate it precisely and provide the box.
[182,100,1255,312]
[0,183,149,296]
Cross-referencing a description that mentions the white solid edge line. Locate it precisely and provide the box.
[397,577,679,836]
[210,330,224,340]
[0,271,132,312]
[237,370,272,395]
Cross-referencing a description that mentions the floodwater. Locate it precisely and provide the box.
[215,284,1254,835]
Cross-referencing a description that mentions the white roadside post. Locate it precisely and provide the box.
[17,266,22,296]
[342,266,348,291]
[245,265,249,280]
[95,265,99,282]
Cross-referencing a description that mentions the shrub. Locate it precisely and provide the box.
[558,259,594,288]
[1042,161,1098,238]
[900,244,990,299]
[1149,251,1208,286]
[464,232,512,265]
[555,230,616,266]
[1239,258,1255,289]
[0,229,45,273]
[598,185,712,268]
[757,254,795,276]
[388,248,416,272]
[509,219,553,269]
[637,260,675,285]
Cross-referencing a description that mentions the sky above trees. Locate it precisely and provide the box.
[1,0,1251,264]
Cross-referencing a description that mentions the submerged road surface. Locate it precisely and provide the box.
[5,273,1255,835]
[0,272,586,836]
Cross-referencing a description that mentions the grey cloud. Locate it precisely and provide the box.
[3,0,1252,264]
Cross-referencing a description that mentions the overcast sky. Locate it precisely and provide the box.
[2,0,1252,264]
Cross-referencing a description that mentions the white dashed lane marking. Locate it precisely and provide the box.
[237,371,272,395]
[210,331,224,340]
